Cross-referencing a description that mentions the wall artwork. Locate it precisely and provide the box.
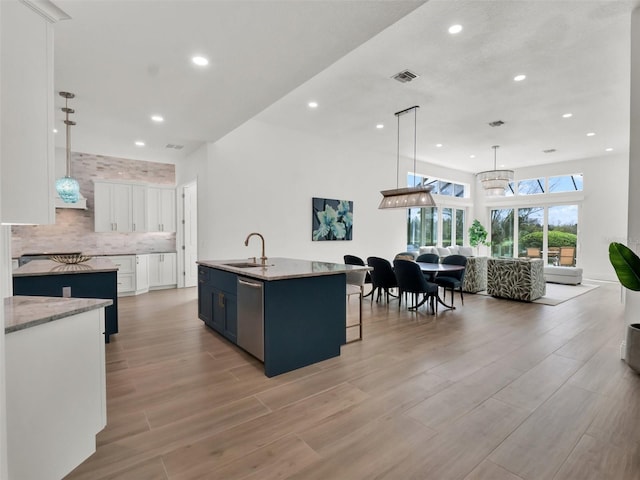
[312,197,353,241]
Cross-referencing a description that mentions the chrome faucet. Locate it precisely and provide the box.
[244,232,267,265]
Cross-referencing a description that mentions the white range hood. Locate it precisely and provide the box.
[55,194,87,209]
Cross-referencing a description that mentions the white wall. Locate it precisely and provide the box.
[178,119,409,264]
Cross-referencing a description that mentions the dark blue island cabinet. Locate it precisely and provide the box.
[12,258,119,342]
[198,258,355,377]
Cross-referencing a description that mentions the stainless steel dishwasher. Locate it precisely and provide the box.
[237,276,264,361]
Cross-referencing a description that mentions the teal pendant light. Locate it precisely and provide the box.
[56,91,80,203]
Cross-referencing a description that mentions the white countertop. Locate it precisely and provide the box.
[4,296,113,334]
[197,257,370,281]
[13,258,118,277]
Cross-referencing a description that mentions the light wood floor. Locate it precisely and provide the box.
[64,282,640,480]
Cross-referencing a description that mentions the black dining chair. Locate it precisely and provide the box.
[344,254,373,297]
[366,256,398,303]
[393,259,439,314]
[435,254,467,306]
[416,253,441,282]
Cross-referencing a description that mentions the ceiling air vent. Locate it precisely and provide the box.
[165,144,184,150]
[488,120,505,127]
[392,69,419,83]
[543,149,557,153]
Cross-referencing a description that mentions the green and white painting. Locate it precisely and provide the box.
[312,197,353,241]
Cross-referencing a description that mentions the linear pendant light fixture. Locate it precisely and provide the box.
[379,105,435,209]
[55,91,80,203]
[477,145,514,196]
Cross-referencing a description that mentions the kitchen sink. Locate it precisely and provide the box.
[223,262,268,268]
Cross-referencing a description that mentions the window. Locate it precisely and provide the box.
[408,173,467,198]
[518,207,544,257]
[548,174,583,193]
[547,205,578,266]
[455,209,465,246]
[442,208,452,247]
[407,207,437,249]
[491,209,514,257]
[518,178,545,195]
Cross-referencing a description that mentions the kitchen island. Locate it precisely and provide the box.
[5,295,111,480]
[12,257,119,341]
[197,257,368,377]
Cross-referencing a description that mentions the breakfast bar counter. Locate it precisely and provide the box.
[197,257,368,376]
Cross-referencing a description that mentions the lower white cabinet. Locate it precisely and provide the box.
[136,254,149,294]
[149,252,177,289]
[109,255,136,296]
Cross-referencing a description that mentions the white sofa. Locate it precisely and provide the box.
[419,245,474,257]
[544,266,583,285]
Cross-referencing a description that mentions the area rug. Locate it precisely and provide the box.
[476,282,599,306]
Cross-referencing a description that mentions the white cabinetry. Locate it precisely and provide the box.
[131,185,148,232]
[94,183,133,232]
[149,253,177,289]
[135,254,149,294]
[148,187,176,232]
[6,308,106,480]
[1,0,56,225]
[95,182,171,233]
[109,255,136,296]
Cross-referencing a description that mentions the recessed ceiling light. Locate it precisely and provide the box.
[135,141,145,147]
[308,101,318,108]
[514,74,526,82]
[376,124,384,129]
[151,115,164,123]
[470,154,476,159]
[586,132,596,137]
[436,143,443,148]
[562,113,573,118]
[606,147,613,152]
[192,56,209,66]
[448,24,463,34]
[53,128,58,133]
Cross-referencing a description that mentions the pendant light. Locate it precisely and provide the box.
[477,145,514,196]
[379,105,435,209]
[55,91,80,203]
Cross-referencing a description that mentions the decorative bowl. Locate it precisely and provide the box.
[50,254,92,264]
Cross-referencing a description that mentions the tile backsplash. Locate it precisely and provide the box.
[11,152,176,258]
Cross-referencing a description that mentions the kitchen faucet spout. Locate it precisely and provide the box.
[244,232,267,265]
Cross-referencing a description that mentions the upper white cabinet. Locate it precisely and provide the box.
[131,185,148,233]
[1,0,59,224]
[94,182,133,232]
[94,181,173,233]
[147,187,176,232]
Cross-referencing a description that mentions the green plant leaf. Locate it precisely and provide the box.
[609,242,640,291]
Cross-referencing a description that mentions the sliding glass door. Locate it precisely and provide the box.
[491,209,514,258]
[547,205,578,266]
[490,204,579,264]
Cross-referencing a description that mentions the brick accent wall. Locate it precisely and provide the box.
[11,152,176,258]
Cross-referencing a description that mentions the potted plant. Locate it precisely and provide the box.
[469,219,490,256]
[608,241,640,373]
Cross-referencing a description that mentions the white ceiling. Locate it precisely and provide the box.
[54,0,639,172]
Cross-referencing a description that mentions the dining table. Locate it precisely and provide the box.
[416,262,466,310]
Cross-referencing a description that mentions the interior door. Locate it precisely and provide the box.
[183,182,198,288]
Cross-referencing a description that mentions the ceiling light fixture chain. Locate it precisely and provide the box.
[476,144,514,197]
[379,105,435,209]
[55,91,81,203]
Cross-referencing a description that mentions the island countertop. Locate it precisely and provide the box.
[197,257,370,281]
[13,258,118,277]
[4,295,113,334]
